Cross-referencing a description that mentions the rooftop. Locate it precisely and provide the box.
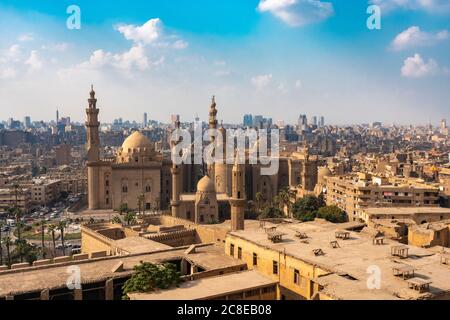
[0,244,245,298]
[229,219,450,300]
[128,270,276,300]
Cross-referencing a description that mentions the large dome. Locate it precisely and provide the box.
[197,175,215,193]
[122,131,152,151]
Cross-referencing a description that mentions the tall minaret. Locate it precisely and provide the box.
[86,85,101,210]
[86,85,100,162]
[207,96,218,178]
[171,119,182,217]
[230,155,246,231]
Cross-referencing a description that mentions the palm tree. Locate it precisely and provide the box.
[0,221,4,266]
[4,236,12,267]
[15,219,25,262]
[279,187,296,218]
[47,224,57,257]
[58,220,67,256]
[255,192,263,213]
[39,219,47,259]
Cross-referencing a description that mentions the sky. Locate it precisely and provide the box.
[0,0,449,125]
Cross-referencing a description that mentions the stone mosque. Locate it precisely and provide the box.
[85,86,318,227]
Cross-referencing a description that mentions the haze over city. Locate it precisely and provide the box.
[1,0,450,124]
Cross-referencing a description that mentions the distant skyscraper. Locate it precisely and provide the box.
[24,116,31,128]
[56,109,59,124]
[319,116,325,127]
[243,114,253,127]
[441,118,447,130]
[312,116,317,127]
[298,114,307,130]
[253,115,264,128]
[143,112,148,127]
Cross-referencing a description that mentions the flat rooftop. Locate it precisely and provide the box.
[364,207,450,215]
[114,237,172,254]
[0,244,245,298]
[128,270,276,300]
[229,219,450,300]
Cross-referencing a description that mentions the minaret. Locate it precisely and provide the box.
[230,155,246,231]
[171,119,182,217]
[86,85,101,210]
[207,96,218,179]
[86,85,100,162]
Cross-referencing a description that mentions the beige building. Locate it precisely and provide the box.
[0,187,31,213]
[30,179,62,205]
[325,174,440,221]
[225,219,450,300]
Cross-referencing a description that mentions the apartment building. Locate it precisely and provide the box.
[324,173,440,222]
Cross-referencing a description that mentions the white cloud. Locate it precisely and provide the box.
[370,0,450,13]
[116,18,162,45]
[113,45,149,71]
[251,74,273,89]
[278,82,288,93]
[18,33,34,42]
[0,67,16,80]
[2,45,22,62]
[257,0,334,27]
[294,79,303,89]
[391,26,449,51]
[401,53,439,78]
[172,40,188,49]
[25,50,43,71]
[214,60,227,66]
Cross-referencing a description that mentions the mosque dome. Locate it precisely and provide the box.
[197,176,215,193]
[122,131,152,152]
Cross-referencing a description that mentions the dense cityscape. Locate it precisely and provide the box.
[0,87,449,300]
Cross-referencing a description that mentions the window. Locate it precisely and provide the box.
[145,185,151,193]
[253,253,258,266]
[122,186,128,193]
[294,269,300,285]
[237,247,242,259]
[273,261,278,275]
[230,244,235,256]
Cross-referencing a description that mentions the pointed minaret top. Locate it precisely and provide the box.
[88,85,97,109]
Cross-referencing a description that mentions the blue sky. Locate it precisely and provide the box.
[0,0,449,125]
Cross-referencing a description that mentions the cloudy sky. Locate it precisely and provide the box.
[0,0,449,125]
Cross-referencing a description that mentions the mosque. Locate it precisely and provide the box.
[85,86,319,228]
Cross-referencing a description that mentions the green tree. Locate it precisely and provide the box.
[118,203,129,215]
[58,220,67,256]
[13,239,38,265]
[291,195,325,222]
[255,192,264,212]
[124,212,137,226]
[278,187,296,218]
[47,224,57,256]
[122,262,181,300]
[259,206,284,219]
[0,221,4,265]
[317,206,347,223]
[4,236,12,267]
[39,219,47,259]
[111,216,122,225]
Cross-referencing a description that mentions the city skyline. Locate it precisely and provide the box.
[0,0,449,124]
